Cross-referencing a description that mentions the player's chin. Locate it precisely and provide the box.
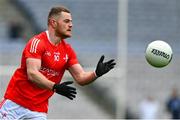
[63,33,72,39]
[66,32,72,37]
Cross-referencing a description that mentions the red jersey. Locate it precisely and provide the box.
[4,31,78,113]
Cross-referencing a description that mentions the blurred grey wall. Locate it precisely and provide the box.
[127,0,180,118]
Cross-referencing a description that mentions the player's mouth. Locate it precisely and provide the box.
[67,29,71,32]
[66,29,72,36]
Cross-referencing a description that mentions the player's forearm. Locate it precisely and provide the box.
[75,71,97,86]
[27,70,55,90]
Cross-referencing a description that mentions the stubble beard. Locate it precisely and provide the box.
[55,29,71,39]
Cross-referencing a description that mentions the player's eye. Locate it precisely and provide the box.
[64,19,72,23]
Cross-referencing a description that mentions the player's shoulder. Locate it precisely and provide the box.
[28,32,46,44]
[62,39,73,49]
[62,40,76,55]
[25,32,47,50]
[34,31,46,41]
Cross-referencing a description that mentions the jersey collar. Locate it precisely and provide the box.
[45,30,54,45]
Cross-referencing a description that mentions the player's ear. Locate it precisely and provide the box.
[50,19,57,28]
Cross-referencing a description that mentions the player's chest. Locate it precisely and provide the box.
[42,47,68,70]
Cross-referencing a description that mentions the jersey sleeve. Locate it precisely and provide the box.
[66,44,79,68]
[24,37,44,59]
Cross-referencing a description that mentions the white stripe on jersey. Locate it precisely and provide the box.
[34,39,40,53]
[30,38,40,53]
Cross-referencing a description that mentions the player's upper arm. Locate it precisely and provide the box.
[66,44,78,68]
[26,58,41,81]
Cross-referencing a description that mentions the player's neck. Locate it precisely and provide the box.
[47,30,62,46]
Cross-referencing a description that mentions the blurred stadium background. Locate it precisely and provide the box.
[0,0,179,119]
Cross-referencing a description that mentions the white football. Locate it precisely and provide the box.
[145,40,173,68]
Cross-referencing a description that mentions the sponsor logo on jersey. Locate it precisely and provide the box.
[44,51,51,56]
[40,67,60,77]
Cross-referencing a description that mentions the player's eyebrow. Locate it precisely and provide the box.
[64,19,72,22]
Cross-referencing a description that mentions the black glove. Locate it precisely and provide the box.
[95,55,116,77]
[53,81,76,100]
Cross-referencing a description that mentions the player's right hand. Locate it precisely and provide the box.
[95,55,116,77]
[53,81,76,100]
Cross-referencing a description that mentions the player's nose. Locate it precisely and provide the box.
[69,22,73,28]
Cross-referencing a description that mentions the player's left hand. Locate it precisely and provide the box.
[95,55,116,77]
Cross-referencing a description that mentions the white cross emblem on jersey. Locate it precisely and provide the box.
[63,54,68,62]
